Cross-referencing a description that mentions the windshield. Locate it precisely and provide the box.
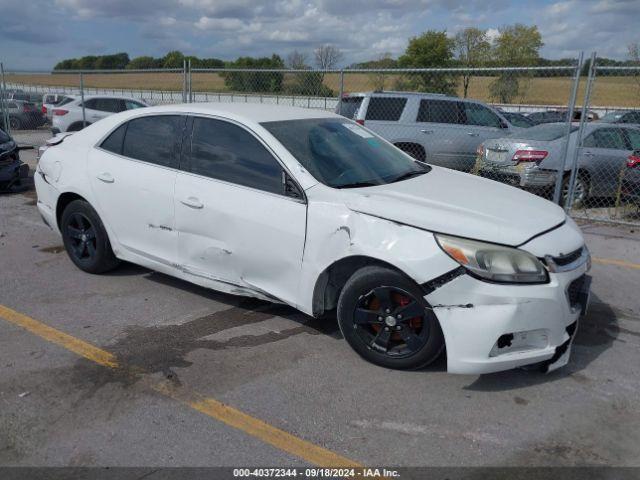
[336,96,363,119]
[262,118,429,188]
[511,123,578,141]
[0,129,10,143]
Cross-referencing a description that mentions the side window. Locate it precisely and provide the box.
[125,100,145,110]
[189,117,283,195]
[464,103,502,128]
[99,124,127,155]
[623,112,640,124]
[83,99,97,110]
[122,115,183,168]
[624,129,640,150]
[365,97,407,121]
[591,128,627,150]
[416,99,464,124]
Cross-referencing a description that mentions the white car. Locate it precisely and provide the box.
[42,93,74,121]
[51,95,148,134]
[35,103,591,374]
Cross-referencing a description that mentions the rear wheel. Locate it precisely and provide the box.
[60,200,119,274]
[337,266,444,369]
[562,173,589,207]
[9,117,21,130]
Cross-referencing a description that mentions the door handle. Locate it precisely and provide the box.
[96,172,114,183]
[181,197,204,209]
[420,129,434,134]
[467,132,480,137]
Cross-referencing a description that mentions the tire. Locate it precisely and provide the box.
[337,266,444,370]
[562,173,589,207]
[60,199,120,274]
[9,117,21,130]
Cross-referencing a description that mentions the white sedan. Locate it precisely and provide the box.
[35,103,591,373]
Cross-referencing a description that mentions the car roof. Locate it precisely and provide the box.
[127,103,339,123]
[346,91,455,99]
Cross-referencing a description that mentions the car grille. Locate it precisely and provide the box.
[567,274,586,306]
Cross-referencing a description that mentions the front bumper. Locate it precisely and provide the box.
[0,158,29,190]
[425,260,590,375]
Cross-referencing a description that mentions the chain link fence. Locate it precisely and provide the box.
[2,54,639,225]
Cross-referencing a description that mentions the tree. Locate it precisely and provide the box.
[314,45,343,70]
[127,56,161,70]
[361,53,397,91]
[454,28,490,97]
[162,51,185,69]
[222,54,285,93]
[94,52,130,70]
[489,24,543,103]
[287,50,308,69]
[397,30,457,95]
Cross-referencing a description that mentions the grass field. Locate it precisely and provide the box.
[6,72,640,107]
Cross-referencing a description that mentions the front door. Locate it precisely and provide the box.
[174,116,307,305]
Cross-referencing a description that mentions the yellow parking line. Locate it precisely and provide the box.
[593,257,640,270]
[0,304,361,468]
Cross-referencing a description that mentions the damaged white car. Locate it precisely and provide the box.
[35,104,591,374]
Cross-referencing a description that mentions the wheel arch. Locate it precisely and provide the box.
[55,191,88,228]
[311,255,417,317]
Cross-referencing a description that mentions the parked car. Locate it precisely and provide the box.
[477,123,640,205]
[621,150,640,205]
[4,100,46,130]
[42,94,74,120]
[0,127,30,192]
[527,109,599,125]
[600,110,640,126]
[499,111,536,128]
[336,91,520,171]
[51,95,149,134]
[36,103,591,374]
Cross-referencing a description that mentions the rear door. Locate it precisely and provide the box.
[174,116,307,305]
[581,127,630,197]
[88,114,185,264]
[412,98,469,170]
[361,96,408,144]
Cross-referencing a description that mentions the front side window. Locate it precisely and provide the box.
[464,103,502,128]
[121,115,183,168]
[125,100,145,110]
[624,128,640,150]
[85,98,122,113]
[188,118,284,195]
[416,99,464,124]
[365,97,407,121]
[262,118,429,189]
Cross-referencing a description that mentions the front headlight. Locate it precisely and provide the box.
[435,234,548,284]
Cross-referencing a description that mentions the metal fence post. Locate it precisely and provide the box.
[80,71,86,128]
[0,62,10,134]
[182,60,187,103]
[552,51,584,205]
[188,59,192,103]
[338,69,344,113]
[564,51,597,212]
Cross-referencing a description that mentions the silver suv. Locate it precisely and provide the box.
[336,91,519,171]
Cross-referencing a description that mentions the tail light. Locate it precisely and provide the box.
[53,109,68,116]
[42,105,47,114]
[355,119,365,125]
[476,144,485,157]
[513,150,548,164]
[628,153,640,168]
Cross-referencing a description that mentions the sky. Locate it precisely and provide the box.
[0,0,638,70]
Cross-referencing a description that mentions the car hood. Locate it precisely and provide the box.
[343,167,566,246]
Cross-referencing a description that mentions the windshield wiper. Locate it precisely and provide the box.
[334,181,379,189]
[388,170,428,184]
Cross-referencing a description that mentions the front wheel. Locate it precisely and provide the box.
[60,199,120,274]
[562,173,589,207]
[337,266,444,370]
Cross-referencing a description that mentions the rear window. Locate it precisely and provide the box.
[337,96,363,119]
[512,124,577,141]
[57,97,74,107]
[365,97,407,121]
